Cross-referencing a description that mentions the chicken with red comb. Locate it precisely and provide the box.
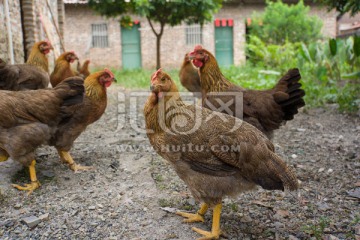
[50,69,116,172]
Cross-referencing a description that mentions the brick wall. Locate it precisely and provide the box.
[0,0,64,66]
[64,3,337,70]
[64,5,121,68]
[0,0,25,63]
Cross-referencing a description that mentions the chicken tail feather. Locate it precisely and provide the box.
[0,65,18,90]
[54,77,85,107]
[253,152,299,191]
[273,68,305,121]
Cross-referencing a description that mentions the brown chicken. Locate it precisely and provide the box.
[0,77,84,194]
[50,51,79,87]
[0,40,53,90]
[76,59,91,78]
[188,45,305,139]
[144,69,298,240]
[49,69,116,172]
[179,53,201,98]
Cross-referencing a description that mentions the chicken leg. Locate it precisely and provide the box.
[57,150,93,172]
[192,203,222,240]
[0,148,9,162]
[176,203,209,223]
[0,155,8,162]
[12,160,41,195]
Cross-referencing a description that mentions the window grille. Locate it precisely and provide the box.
[185,24,202,45]
[91,23,109,48]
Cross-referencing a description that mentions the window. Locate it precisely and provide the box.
[91,23,109,48]
[185,24,202,45]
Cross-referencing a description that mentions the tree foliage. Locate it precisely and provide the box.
[249,0,323,45]
[316,0,360,16]
[88,0,223,69]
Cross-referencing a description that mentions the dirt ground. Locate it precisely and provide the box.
[0,85,359,240]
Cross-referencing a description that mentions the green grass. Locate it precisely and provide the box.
[110,68,186,91]
[105,65,358,113]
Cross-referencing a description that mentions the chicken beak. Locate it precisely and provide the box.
[150,85,155,91]
[188,53,195,60]
[113,78,117,83]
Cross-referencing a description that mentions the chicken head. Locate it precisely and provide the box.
[38,40,54,55]
[188,45,209,68]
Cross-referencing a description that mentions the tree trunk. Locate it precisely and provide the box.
[147,17,164,69]
[156,34,161,69]
[20,0,36,60]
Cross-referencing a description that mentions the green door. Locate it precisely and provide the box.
[215,26,233,66]
[121,25,142,69]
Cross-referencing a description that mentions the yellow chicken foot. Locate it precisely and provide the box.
[12,160,41,195]
[192,203,222,240]
[176,203,208,223]
[57,150,93,172]
[0,155,9,162]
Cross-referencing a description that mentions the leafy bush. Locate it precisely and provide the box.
[249,0,323,45]
[246,35,360,113]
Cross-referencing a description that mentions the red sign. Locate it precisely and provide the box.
[215,19,220,27]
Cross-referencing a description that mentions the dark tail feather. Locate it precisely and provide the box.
[254,153,299,191]
[0,66,18,90]
[54,77,85,107]
[273,68,305,121]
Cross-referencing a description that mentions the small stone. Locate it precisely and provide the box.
[354,225,360,235]
[22,215,41,228]
[318,168,325,172]
[297,128,306,132]
[14,203,22,209]
[289,235,300,240]
[160,207,177,213]
[41,170,55,178]
[327,168,333,173]
[240,215,252,223]
[38,213,49,221]
[188,198,196,206]
[97,204,104,209]
[88,206,96,210]
[291,154,297,159]
[325,235,339,240]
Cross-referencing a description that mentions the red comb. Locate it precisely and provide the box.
[194,45,203,51]
[151,68,162,84]
[104,68,114,78]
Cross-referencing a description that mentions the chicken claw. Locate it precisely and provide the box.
[192,227,221,240]
[12,181,41,195]
[192,203,222,240]
[12,160,40,195]
[69,163,93,172]
[57,150,93,172]
[0,155,9,162]
[176,211,205,223]
[176,203,208,223]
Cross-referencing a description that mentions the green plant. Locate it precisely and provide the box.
[302,217,330,240]
[249,0,323,45]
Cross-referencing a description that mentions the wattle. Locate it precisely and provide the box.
[193,59,203,68]
[104,81,112,88]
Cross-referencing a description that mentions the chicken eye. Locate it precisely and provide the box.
[161,77,166,82]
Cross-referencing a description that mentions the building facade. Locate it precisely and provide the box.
[1,0,337,70]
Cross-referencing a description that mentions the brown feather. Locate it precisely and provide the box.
[189,46,305,139]
[145,70,299,206]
